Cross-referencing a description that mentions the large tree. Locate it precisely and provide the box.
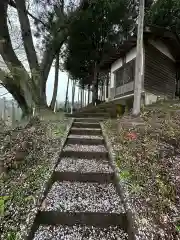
[64,0,136,104]
[0,0,84,115]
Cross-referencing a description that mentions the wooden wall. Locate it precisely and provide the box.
[144,43,176,98]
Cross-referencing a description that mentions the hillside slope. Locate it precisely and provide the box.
[103,100,180,239]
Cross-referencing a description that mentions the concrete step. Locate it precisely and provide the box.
[53,171,115,183]
[56,158,113,174]
[61,150,108,159]
[70,128,101,135]
[66,112,110,118]
[74,118,102,123]
[32,224,128,239]
[35,211,128,229]
[67,137,104,145]
[72,122,100,129]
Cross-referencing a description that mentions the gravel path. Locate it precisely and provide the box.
[56,158,113,173]
[68,134,103,139]
[34,225,128,240]
[63,144,107,152]
[41,182,124,213]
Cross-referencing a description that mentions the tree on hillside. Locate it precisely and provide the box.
[64,0,136,105]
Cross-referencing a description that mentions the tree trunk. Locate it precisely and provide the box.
[64,75,70,111]
[2,75,31,117]
[101,81,104,101]
[71,79,76,114]
[92,64,99,105]
[0,1,45,112]
[88,84,90,104]
[50,50,60,110]
[84,89,86,106]
[0,0,67,116]
[132,0,145,116]
[106,73,109,99]
[80,88,83,108]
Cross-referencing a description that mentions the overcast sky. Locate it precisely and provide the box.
[0,68,79,104]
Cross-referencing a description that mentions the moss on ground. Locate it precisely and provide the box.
[103,100,180,239]
[0,112,70,239]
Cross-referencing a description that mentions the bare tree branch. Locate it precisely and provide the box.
[8,0,47,28]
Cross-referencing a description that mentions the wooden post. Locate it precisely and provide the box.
[132,0,145,116]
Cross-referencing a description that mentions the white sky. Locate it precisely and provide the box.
[0,68,79,104]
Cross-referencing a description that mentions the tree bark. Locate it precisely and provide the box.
[64,75,70,111]
[71,79,76,114]
[15,0,39,73]
[106,73,109,99]
[0,1,68,116]
[84,89,86,106]
[50,50,60,110]
[0,2,39,108]
[92,63,99,105]
[40,29,68,88]
[80,88,83,108]
[87,84,90,104]
[132,0,145,116]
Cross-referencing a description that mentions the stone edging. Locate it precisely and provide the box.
[25,118,74,239]
[100,122,137,240]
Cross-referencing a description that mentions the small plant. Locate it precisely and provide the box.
[175,224,180,232]
[119,170,131,181]
[0,196,9,216]
[129,183,143,195]
[6,231,19,240]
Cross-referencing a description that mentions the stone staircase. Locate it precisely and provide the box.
[28,118,131,239]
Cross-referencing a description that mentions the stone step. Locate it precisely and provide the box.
[74,118,102,123]
[66,112,110,118]
[34,211,127,229]
[67,136,104,145]
[27,116,130,240]
[72,122,100,129]
[53,171,114,183]
[70,127,101,135]
[40,182,124,213]
[33,225,128,240]
[56,158,113,173]
[61,150,108,159]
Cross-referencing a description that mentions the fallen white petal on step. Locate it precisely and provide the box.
[41,182,124,213]
[68,134,103,139]
[63,144,107,152]
[56,158,113,173]
[33,225,128,240]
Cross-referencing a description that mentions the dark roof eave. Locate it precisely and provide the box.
[100,26,180,70]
